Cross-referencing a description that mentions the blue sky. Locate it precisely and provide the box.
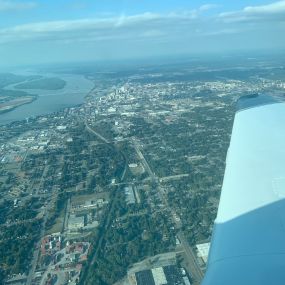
[0,0,285,66]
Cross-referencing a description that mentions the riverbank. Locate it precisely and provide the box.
[0,95,37,114]
[0,74,94,125]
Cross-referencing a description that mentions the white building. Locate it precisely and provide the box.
[196,242,210,264]
[151,267,167,285]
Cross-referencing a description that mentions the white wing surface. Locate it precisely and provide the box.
[203,94,285,285]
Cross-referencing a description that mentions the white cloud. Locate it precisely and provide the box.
[0,0,36,11]
[199,4,219,12]
[244,1,285,14]
[1,2,285,66]
[0,2,284,55]
[0,12,198,44]
[219,0,285,23]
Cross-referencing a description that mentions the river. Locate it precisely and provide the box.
[0,74,94,125]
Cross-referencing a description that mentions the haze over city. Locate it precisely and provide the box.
[0,0,285,66]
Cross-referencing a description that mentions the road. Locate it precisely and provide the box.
[120,158,128,181]
[81,120,129,283]
[26,164,54,284]
[132,139,156,182]
[159,173,189,182]
[63,198,71,233]
[131,138,203,283]
[85,121,110,144]
[85,121,127,182]
[83,122,203,284]
[177,232,204,284]
[89,188,119,266]
[26,164,56,285]
[26,204,50,285]
[35,164,50,195]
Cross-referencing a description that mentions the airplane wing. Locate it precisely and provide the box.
[202,94,285,285]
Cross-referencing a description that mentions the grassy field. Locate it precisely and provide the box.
[46,208,65,235]
[71,192,109,204]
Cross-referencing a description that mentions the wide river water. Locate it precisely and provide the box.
[0,74,94,125]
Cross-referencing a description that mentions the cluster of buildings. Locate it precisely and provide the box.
[4,64,285,285]
[0,125,70,201]
[66,194,109,236]
[124,185,141,205]
[41,234,62,256]
[126,253,191,285]
[1,129,52,162]
[35,233,90,285]
[134,265,191,285]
